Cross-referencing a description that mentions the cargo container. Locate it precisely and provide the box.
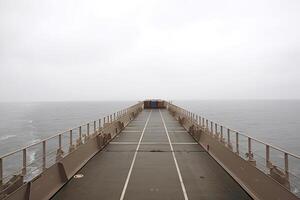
[144,100,165,109]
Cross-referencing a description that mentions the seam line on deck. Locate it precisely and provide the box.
[159,109,189,200]
[119,110,152,200]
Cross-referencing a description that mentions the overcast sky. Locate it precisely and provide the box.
[0,0,300,101]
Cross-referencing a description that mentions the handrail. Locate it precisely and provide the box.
[0,102,142,159]
[167,102,300,197]
[168,103,300,159]
[0,101,143,185]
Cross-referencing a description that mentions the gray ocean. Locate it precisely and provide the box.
[0,100,299,155]
[0,100,300,195]
[0,100,300,176]
[0,101,135,155]
[175,100,300,154]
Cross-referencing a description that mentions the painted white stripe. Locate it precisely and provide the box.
[159,109,189,200]
[110,142,198,145]
[122,130,141,133]
[110,142,139,145]
[168,131,187,133]
[172,142,197,145]
[119,110,152,200]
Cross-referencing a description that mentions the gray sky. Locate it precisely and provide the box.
[1,0,300,101]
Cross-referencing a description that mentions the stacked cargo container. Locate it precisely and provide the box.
[144,100,165,109]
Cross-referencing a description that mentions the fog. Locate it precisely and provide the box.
[1,0,300,101]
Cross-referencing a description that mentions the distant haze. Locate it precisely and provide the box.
[1,0,300,101]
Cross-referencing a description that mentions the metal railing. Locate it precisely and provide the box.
[168,103,300,197]
[0,102,142,185]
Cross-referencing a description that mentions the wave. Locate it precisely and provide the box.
[28,138,41,145]
[0,135,16,141]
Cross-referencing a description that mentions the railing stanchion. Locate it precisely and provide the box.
[0,158,2,185]
[227,129,231,149]
[220,126,223,142]
[236,132,239,154]
[59,134,62,150]
[266,145,270,167]
[42,141,46,170]
[215,124,218,136]
[285,153,289,175]
[99,119,101,129]
[0,158,3,185]
[94,121,96,133]
[114,113,116,120]
[69,130,73,147]
[87,123,90,136]
[22,148,27,175]
[210,121,213,134]
[248,138,252,159]
[79,126,82,139]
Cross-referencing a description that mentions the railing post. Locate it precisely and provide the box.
[206,119,208,129]
[59,134,62,150]
[94,121,96,133]
[202,118,204,127]
[248,138,252,159]
[104,117,106,124]
[22,148,27,175]
[210,121,213,134]
[266,145,270,168]
[227,129,232,149]
[69,130,73,146]
[284,153,289,175]
[114,113,116,120]
[215,123,218,136]
[236,132,239,154]
[42,141,46,170]
[0,157,2,185]
[220,126,223,142]
[79,126,82,139]
[99,119,101,129]
[87,123,90,136]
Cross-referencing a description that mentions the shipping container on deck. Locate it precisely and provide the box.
[144,100,165,109]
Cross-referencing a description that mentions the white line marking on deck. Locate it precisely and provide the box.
[119,110,152,200]
[110,142,139,145]
[122,130,141,133]
[159,109,189,200]
[110,142,198,145]
[169,130,187,133]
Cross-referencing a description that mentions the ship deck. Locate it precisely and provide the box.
[51,109,252,200]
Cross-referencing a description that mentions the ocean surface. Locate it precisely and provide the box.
[0,100,300,182]
[0,101,135,155]
[1,100,299,155]
[174,100,300,154]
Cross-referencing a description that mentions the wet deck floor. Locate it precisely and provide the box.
[52,109,252,200]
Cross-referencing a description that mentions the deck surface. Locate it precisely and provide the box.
[52,109,252,200]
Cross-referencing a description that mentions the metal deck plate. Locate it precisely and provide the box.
[51,110,252,200]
